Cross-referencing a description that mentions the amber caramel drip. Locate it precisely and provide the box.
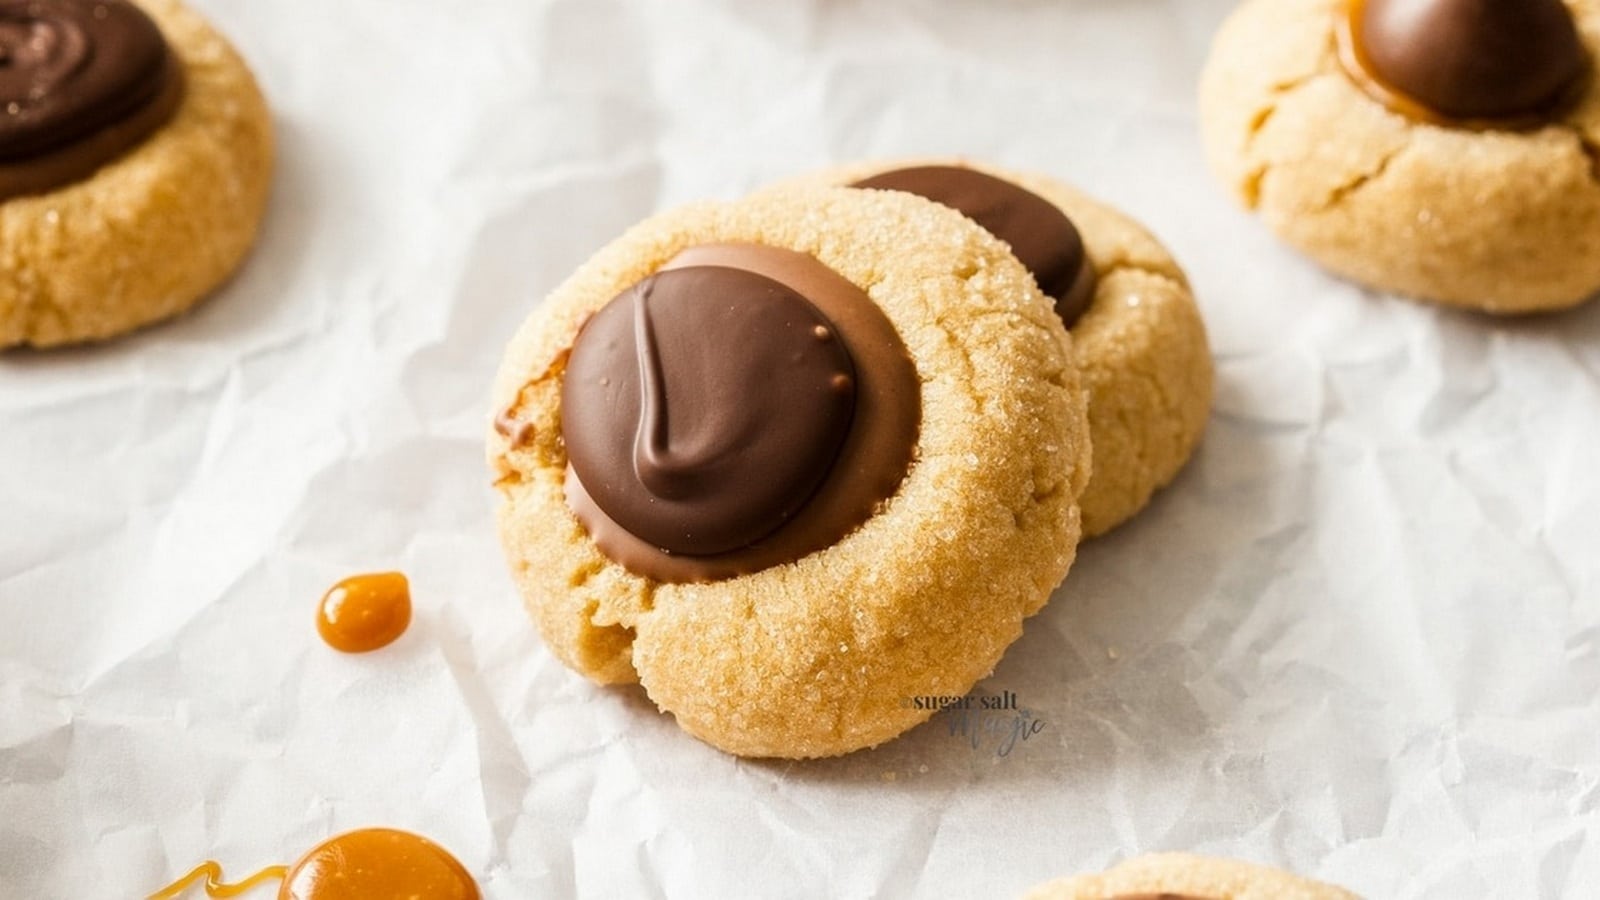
[145,861,289,899]
[1336,0,1588,132]
[493,408,536,448]
[315,572,412,653]
[279,829,479,900]
[149,830,477,900]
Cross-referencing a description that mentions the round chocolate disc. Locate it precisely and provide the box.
[1353,0,1589,122]
[0,0,173,158]
[852,165,1098,327]
[562,265,858,557]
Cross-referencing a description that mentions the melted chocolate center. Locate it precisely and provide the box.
[1345,0,1590,125]
[851,165,1098,328]
[0,0,183,199]
[563,265,857,557]
[562,245,920,584]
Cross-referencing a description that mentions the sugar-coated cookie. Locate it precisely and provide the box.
[1022,853,1361,900]
[802,159,1212,538]
[1200,0,1600,313]
[489,187,1090,758]
[1,0,273,348]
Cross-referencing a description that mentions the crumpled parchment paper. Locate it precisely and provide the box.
[3,1,1599,897]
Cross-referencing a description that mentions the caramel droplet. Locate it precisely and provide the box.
[315,573,412,654]
[493,408,536,448]
[146,829,478,900]
[279,829,479,900]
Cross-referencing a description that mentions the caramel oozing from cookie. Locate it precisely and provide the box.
[1339,0,1590,128]
[852,164,1098,328]
[0,0,185,200]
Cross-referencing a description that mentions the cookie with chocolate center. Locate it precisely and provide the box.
[801,159,1213,538]
[0,0,273,348]
[1200,0,1600,313]
[489,187,1090,758]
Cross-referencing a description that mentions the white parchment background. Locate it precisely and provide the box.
[3,1,1599,897]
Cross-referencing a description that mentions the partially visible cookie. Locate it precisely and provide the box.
[796,159,1212,538]
[489,186,1091,758]
[1199,0,1600,313]
[0,0,274,348]
[1022,853,1361,900]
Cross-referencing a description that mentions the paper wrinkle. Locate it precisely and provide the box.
[434,612,534,874]
[4,0,1600,896]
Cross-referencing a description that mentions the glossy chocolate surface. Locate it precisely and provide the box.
[0,0,183,199]
[1347,0,1589,124]
[564,244,920,583]
[564,265,857,557]
[853,165,1098,327]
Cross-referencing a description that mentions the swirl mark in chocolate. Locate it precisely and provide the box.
[563,265,858,558]
[0,0,183,199]
[852,165,1098,328]
[563,245,921,583]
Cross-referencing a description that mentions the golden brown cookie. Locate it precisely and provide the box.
[795,159,1212,538]
[488,186,1090,758]
[1199,0,1600,313]
[0,0,274,348]
[1022,853,1361,900]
